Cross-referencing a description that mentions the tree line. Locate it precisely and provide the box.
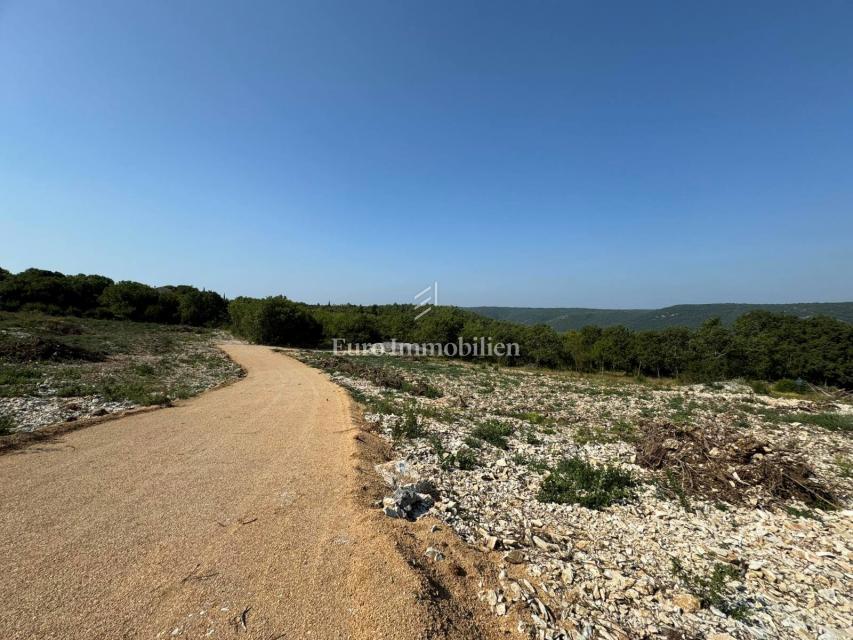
[2,267,850,387]
[226,297,852,388]
[0,267,228,326]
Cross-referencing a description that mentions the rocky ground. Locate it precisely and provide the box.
[296,351,853,640]
[0,312,242,433]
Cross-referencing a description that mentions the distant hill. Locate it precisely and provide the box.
[469,302,853,331]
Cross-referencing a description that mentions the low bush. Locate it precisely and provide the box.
[747,380,770,395]
[453,447,481,470]
[391,408,424,440]
[773,378,805,393]
[471,420,514,449]
[537,457,636,509]
[782,412,852,433]
[0,412,15,434]
[670,559,751,621]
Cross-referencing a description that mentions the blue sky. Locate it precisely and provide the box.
[1,1,851,307]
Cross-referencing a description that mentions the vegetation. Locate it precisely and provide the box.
[229,296,321,347]
[0,311,240,410]
[537,457,636,509]
[670,559,751,621]
[0,268,227,326]
[0,412,15,434]
[471,420,514,449]
[4,266,851,388]
[781,412,853,433]
[391,408,424,440]
[471,302,853,331]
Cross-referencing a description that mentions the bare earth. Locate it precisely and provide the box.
[0,345,460,640]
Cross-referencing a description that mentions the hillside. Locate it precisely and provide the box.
[469,302,853,331]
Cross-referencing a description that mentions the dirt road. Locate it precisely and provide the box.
[0,345,444,639]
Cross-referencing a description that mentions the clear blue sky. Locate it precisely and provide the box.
[2,1,851,308]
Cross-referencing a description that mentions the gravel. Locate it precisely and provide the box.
[298,352,853,640]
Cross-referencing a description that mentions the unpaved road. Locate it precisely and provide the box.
[0,345,436,639]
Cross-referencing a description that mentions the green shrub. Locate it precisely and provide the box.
[229,296,322,347]
[773,379,805,393]
[453,447,480,470]
[391,408,424,440]
[747,380,770,395]
[471,420,514,449]
[426,434,446,457]
[670,559,750,621]
[463,435,483,449]
[537,457,636,509]
[783,412,853,433]
[521,411,548,425]
[0,412,15,434]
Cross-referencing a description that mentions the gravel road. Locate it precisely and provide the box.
[0,345,433,639]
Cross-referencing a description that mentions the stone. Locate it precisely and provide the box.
[672,593,701,613]
[381,484,434,520]
[424,546,445,562]
[505,549,526,564]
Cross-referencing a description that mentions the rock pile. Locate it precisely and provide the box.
[298,352,853,640]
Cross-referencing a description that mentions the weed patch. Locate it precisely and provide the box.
[670,559,751,621]
[0,412,15,434]
[782,412,853,433]
[391,408,424,440]
[537,457,636,509]
[471,420,514,449]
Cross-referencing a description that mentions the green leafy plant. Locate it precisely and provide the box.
[471,420,514,449]
[0,412,15,435]
[537,457,636,509]
[444,446,481,470]
[670,559,751,621]
[782,412,852,433]
[391,408,424,440]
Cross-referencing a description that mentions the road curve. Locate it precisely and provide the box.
[0,344,428,639]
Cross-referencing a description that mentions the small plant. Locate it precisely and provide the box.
[524,429,542,445]
[450,446,481,470]
[670,559,751,621]
[471,420,514,449]
[521,411,548,425]
[132,362,157,377]
[661,469,692,512]
[463,435,483,449]
[0,412,16,435]
[392,408,424,440]
[782,412,852,433]
[835,455,852,479]
[747,380,770,395]
[512,453,549,472]
[773,378,805,394]
[784,505,822,521]
[537,457,636,510]
[426,434,446,458]
[575,421,637,445]
[668,397,700,425]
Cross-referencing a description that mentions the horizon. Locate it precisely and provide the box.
[3,1,853,307]
[2,263,852,311]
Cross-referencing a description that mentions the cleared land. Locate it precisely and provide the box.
[0,312,242,437]
[297,352,853,640]
[0,346,502,640]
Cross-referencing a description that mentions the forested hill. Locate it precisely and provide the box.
[469,303,853,331]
